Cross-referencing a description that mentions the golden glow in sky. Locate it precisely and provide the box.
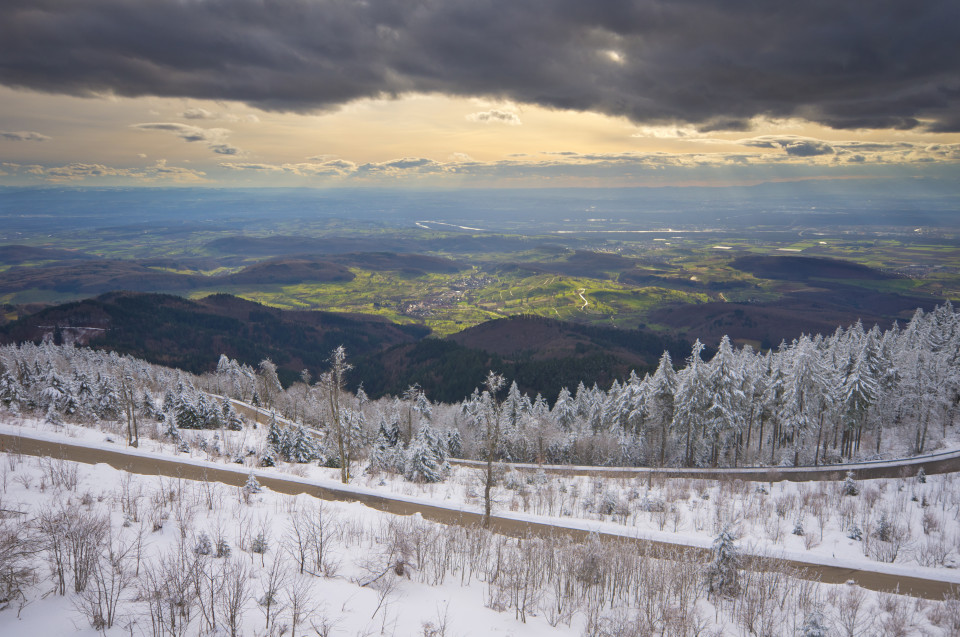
[1,1,957,188]
[2,86,957,188]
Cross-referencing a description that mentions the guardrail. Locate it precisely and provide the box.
[449,448,960,482]
[217,394,960,483]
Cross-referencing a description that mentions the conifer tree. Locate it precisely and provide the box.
[800,610,829,637]
[707,527,740,598]
[404,422,448,483]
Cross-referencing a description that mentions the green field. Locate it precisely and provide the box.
[2,218,959,335]
[182,268,713,336]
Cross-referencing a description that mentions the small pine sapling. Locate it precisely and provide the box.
[242,473,262,504]
[800,610,830,637]
[707,527,741,598]
[842,471,860,496]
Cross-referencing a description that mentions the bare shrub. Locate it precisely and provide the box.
[922,509,940,534]
[0,509,36,614]
[763,513,783,544]
[139,541,199,637]
[929,590,960,634]
[37,502,108,595]
[421,601,451,637]
[13,473,32,491]
[284,502,340,577]
[877,592,915,637]
[838,498,857,532]
[862,485,880,508]
[75,522,138,632]
[868,511,911,563]
[831,583,873,637]
[774,493,795,519]
[309,607,342,637]
[40,457,79,491]
[916,535,950,567]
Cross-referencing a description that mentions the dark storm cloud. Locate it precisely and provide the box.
[2,0,958,131]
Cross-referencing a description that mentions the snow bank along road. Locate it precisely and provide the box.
[4,429,959,601]
[227,395,960,482]
[449,449,960,482]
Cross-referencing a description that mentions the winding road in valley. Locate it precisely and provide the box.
[2,428,958,601]
[576,288,588,310]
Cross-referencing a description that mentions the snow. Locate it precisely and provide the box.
[4,419,960,590]
[0,450,583,637]
[5,419,960,635]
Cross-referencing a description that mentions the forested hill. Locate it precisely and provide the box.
[0,292,427,385]
[0,293,689,401]
[353,315,693,403]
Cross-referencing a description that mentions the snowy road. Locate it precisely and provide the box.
[225,396,960,483]
[3,428,959,601]
[449,449,960,482]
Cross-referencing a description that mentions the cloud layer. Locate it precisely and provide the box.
[2,0,957,131]
[218,139,960,183]
[5,133,957,185]
[3,159,206,183]
[0,130,50,142]
[467,110,522,125]
[132,122,240,155]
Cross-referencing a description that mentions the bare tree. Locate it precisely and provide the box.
[482,371,505,528]
[218,558,251,637]
[832,583,873,637]
[285,575,316,637]
[257,555,287,633]
[118,365,139,448]
[318,346,353,484]
[284,510,311,575]
[307,502,340,577]
[191,552,222,635]
[369,571,400,621]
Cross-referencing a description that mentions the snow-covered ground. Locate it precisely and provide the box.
[5,404,959,577]
[4,445,960,636]
[0,449,582,637]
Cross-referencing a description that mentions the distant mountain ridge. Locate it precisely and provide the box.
[354,315,693,403]
[0,291,427,385]
[0,292,690,402]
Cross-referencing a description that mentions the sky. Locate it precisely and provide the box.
[1,0,958,189]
